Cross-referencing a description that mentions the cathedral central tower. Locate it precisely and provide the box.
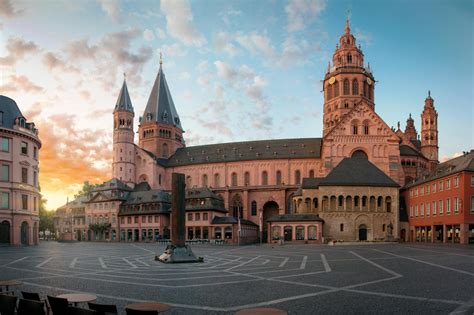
[322,19,376,136]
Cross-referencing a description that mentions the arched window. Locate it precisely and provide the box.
[368,85,373,100]
[232,195,243,219]
[363,81,367,97]
[333,81,339,97]
[162,143,168,158]
[363,120,369,135]
[244,172,250,186]
[352,120,359,135]
[202,174,208,187]
[327,85,332,100]
[262,171,268,185]
[186,175,192,187]
[343,79,350,95]
[295,170,301,184]
[352,79,358,95]
[276,170,282,185]
[214,173,220,187]
[231,172,238,186]
[309,170,315,178]
[347,54,352,63]
[251,201,257,216]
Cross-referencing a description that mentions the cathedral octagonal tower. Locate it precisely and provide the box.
[323,18,376,136]
[138,59,185,159]
[112,77,136,186]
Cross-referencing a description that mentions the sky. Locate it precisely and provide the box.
[0,0,472,210]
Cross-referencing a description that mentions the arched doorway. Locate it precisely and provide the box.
[0,221,10,244]
[284,226,293,241]
[286,193,294,214]
[263,201,279,242]
[21,222,29,245]
[358,224,367,241]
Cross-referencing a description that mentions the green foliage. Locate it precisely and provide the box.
[75,181,100,198]
[39,194,54,232]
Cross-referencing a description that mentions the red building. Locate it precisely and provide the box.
[402,150,474,244]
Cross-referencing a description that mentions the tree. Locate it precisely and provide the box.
[75,181,100,198]
[38,194,54,232]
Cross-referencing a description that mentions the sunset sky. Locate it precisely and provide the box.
[0,0,472,210]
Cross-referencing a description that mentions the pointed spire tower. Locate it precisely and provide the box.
[138,55,185,159]
[322,17,375,136]
[112,74,136,186]
[404,113,418,141]
[420,90,439,169]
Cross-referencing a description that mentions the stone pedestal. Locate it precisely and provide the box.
[157,245,201,263]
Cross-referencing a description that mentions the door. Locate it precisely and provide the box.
[358,225,367,241]
[0,221,10,244]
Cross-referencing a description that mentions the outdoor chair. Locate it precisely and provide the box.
[47,295,69,315]
[17,298,46,315]
[22,291,50,313]
[68,306,99,315]
[88,301,118,314]
[0,294,17,315]
[125,309,158,315]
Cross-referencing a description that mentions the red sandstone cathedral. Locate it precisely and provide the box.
[56,20,440,244]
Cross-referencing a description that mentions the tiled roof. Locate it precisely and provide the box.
[211,216,257,226]
[166,138,322,167]
[267,214,324,223]
[302,177,324,189]
[186,187,227,212]
[114,79,133,112]
[0,95,24,129]
[141,65,183,130]
[403,149,474,188]
[92,178,133,192]
[410,139,422,150]
[400,145,422,157]
[122,190,171,206]
[319,155,399,187]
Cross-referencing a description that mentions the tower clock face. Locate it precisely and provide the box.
[328,77,336,85]
[367,77,372,85]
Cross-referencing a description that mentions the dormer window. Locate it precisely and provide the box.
[174,117,180,125]
[162,111,168,121]
[146,113,152,121]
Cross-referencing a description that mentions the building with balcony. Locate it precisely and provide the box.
[0,95,41,246]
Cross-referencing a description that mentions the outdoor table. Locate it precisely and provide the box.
[0,279,22,294]
[235,307,288,315]
[57,293,97,306]
[126,302,171,313]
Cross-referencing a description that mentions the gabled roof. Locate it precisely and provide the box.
[92,178,133,192]
[166,138,322,167]
[403,149,474,188]
[122,190,171,206]
[114,79,133,112]
[141,65,182,130]
[319,154,399,187]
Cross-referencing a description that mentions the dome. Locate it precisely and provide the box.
[0,95,24,129]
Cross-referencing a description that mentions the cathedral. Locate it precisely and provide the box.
[55,19,440,244]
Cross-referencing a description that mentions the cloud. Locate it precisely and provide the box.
[156,27,167,39]
[160,0,206,46]
[143,29,155,41]
[159,43,187,57]
[0,75,43,93]
[36,113,112,209]
[354,28,372,46]
[440,152,463,162]
[62,29,153,90]
[219,8,241,26]
[285,0,326,32]
[0,37,39,65]
[213,31,239,57]
[42,52,79,73]
[235,32,277,58]
[0,0,22,18]
[98,0,121,22]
